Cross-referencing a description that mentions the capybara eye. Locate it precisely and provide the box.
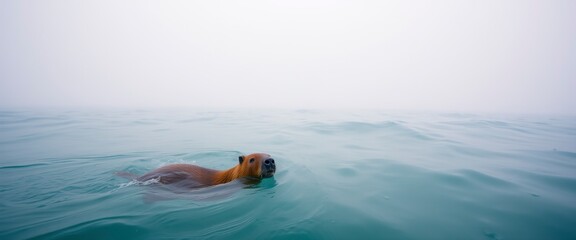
[249,158,255,163]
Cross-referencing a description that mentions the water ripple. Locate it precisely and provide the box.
[1,110,575,240]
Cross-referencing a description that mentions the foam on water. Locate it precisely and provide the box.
[115,178,160,190]
[0,109,575,240]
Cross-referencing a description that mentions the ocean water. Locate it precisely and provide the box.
[1,109,575,240]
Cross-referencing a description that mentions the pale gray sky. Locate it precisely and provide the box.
[1,0,575,114]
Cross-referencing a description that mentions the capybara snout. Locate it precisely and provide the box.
[262,158,276,178]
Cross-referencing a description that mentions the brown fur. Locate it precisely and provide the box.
[136,153,273,188]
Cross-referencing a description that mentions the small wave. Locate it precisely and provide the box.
[440,169,517,190]
[28,216,150,240]
[113,178,160,191]
[301,121,432,140]
[178,116,217,123]
[0,163,49,169]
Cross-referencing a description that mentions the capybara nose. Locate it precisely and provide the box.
[261,158,276,178]
[264,158,275,168]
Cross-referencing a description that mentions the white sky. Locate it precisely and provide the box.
[1,0,575,114]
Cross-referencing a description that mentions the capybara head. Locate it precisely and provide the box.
[238,153,276,179]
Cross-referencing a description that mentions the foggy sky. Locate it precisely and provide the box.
[1,0,575,114]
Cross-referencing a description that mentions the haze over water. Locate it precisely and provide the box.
[1,0,575,114]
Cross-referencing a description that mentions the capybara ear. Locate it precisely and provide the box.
[239,155,245,164]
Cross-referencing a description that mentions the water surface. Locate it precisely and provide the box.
[1,109,575,239]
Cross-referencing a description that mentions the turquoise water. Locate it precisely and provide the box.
[1,109,575,240]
